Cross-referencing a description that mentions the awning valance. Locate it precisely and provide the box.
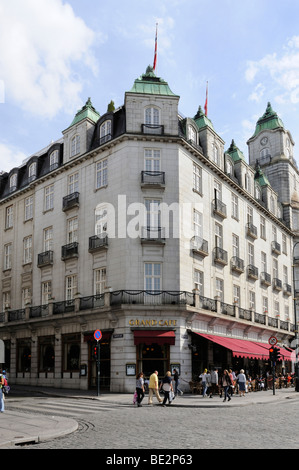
[194,332,292,361]
[133,330,176,346]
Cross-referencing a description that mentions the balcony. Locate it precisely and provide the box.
[141,226,165,244]
[246,222,258,239]
[141,124,164,135]
[212,199,227,219]
[191,236,208,257]
[231,256,244,273]
[213,247,228,265]
[273,278,282,291]
[62,192,79,211]
[260,272,271,286]
[141,171,165,188]
[283,283,292,296]
[89,234,108,253]
[271,241,281,255]
[37,250,54,268]
[247,264,259,280]
[61,242,79,261]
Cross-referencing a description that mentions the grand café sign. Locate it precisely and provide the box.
[129,318,177,327]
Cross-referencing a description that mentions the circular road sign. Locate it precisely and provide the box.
[268,335,277,346]
[94,329,102,341]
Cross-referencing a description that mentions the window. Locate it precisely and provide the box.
[95,206,108,236]
[5,205,13,229]
[233,285,240,305]
[261,252,267,272]
[247,206,253,225]
[273,259,278,279]
[274,301,280,317]
[232,234,239,257]
[68,172,79,194]
[50,150,59,170]
[214,179,221,200]
[270,196,275,214]
[145,107,160,126]
[144,263,161,291]
[283,265,288,285]
[44,227,53,251]
[215,278,224,301]
[2,292,10,310]
[100,120,111,144]
[145,199,161,230]
[94,268,106,295]
[260,147,270,160]
[272,225,277,242]
[44,184,54,211]
[23,236,32,264]
[145,149,161,172]
[71,135,80,157]
[226,159,233,175]
[42,281,52,304]
[67,217,78,244]
[193,164,202,193]
[65,275,77,301]
[22,288,31,308]
[25,196,33,221]
[193,210,203,238]
[96,159,108,189]
[215,223,223,248]
[249,291,255,310]
[213,145,220,165]
[245,173,251,193]
[9,173,17,192]
[194,269,204,295]
[260,216,266,239]
[262,296,268,313]
[282,234,287,254]
[4,244,12,270]
[189,125,197,144]
[28,162,37,181]
[248,242,254,265]
[255,185,262,200]
[231,194,239,220]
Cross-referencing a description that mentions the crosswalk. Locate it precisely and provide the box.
[6,397,116,418]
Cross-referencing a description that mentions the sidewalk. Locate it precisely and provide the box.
[1,385,298,447]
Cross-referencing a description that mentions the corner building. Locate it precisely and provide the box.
[0,67,297,392]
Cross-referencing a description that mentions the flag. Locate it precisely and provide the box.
[204,81,208,116]
[153,23,158,72]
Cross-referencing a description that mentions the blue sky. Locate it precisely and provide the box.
[1,0,299,172]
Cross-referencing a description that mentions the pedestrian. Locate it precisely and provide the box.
[228,369,235,395]
[0,373,4,413]
[209,368,219,398]
[136,372,145,407]
[148,370,163,405]
[160,371,174,406]
[173,368,183,396]
[222,369,232,402]
[199,368,208,397]
[237,369,246,397]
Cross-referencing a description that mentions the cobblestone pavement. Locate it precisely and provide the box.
[7,393,299,450]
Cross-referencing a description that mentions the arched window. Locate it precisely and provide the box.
[145,107,160,126]
[100,120,112,144]
[189,125,197,144]
[50,150,59,170]
[226,159,233,176]
[213,145,220,166]
[9,173,17,192]
[28,162,37,182]
[260,147,270,160]
[71,135,80,158]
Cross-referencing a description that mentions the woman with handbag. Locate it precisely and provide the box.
[160,371,174,406]
[135,372,145,407]
[222,369,232,402]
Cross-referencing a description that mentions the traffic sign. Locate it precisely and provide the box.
[94,329,102,341]
[268,335,277,346]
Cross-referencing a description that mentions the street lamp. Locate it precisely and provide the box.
[292,241,299,391]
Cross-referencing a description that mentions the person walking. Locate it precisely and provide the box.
[173,368,183,396]
[161,371,174,406]
[0,372,4,413]
[148,370,163,405]
[222,369,232,402]
[136,372,145,407]
[237,369,246,397]
[199,368,208,397]
[209,368,218,398]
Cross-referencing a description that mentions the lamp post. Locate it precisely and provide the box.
[292,241,299,391]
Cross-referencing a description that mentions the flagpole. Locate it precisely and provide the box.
[153,23,158,73]
[204,81,208,116]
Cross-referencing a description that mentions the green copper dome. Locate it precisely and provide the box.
[193,106,215,130]
[252,102,284,137]
[226,139,245,162]
[69,98,100,127]
[129,66,178,96]
[254,163,271,186]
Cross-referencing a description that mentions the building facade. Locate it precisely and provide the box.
[0,67,297,392]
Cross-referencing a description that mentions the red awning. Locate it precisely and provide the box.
[133,330,176,346]
[195,333,272,360]
[252,341,293,361]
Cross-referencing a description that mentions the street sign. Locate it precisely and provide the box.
[268,335,277,346]
[94,329,102,341]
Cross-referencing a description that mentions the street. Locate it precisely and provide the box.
[4,391,299,451]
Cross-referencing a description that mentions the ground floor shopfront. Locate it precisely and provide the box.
[0,300,295,392]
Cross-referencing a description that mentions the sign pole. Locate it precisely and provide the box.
[93,330,102,397]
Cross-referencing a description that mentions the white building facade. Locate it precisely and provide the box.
[0,68,296,392]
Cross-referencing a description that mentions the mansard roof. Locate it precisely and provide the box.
[68,97,101,128]
[128,66,179,97]
[251,102,285,138]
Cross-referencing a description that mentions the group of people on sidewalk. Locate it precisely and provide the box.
[134,369,183,407]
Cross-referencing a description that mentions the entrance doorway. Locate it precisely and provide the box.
[137,343,169,379]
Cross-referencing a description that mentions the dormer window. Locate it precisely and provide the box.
[100,120,112,144]
[71,135,80,158]
[9,173,17,192]
[143,107,163,135]
[213,145,220,166]
[245,173,251,193]
[50,150,59,171]
[189,125,197,144]
[260,147,270,161]
[28,162,37,182]
[226,159,233,176]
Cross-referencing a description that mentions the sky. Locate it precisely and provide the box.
[1,0,299,172]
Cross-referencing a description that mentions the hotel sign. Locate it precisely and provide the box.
[129,318,177,327]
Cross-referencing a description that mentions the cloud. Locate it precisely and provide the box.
[245,36,299,104]
[0,142,27,172]
[0,0,99,119]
